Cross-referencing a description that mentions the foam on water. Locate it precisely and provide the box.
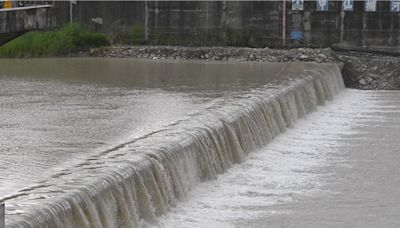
[4,64,344,227]
[156,89,364,228]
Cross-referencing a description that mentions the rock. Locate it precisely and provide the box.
[359,78,367,86]
[300,54,310,60]
[269,56,278,62]
[249,54,256,61]
[365,77,374,83]
[89,49,96,55]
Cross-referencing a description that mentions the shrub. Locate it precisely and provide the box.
[111,23,146,45]
[0,24,109,58]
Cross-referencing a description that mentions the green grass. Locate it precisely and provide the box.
[111,23,146,45]
[0,24,110,58]
[151,28,263,47]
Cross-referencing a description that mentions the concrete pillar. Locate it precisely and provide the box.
[340,11,345,43]
[362,11,367,47]
[0,202,4,228]
[144,0,149,41]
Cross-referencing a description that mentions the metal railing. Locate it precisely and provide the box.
[0,1,53,10]
[0,2,53,12]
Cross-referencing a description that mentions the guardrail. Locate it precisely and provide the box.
[0,4,52,12]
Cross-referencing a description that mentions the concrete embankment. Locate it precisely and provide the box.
[91,46,400,90]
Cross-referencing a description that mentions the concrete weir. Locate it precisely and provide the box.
[4,63,344,227]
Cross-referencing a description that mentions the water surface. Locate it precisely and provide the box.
[157,89,400,228]
[0,58,294,199]
[2,59,387,228]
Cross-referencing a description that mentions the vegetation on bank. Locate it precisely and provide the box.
[111,23,147,45]
[109,23,263,47]
[0,23,264,58]
[0,24,109,58]
[150,28,263,48]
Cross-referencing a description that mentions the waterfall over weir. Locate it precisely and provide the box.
[6,64,344,228]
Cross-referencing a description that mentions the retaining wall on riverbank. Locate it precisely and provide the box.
[54,1,400,48]
[0,5,55,45]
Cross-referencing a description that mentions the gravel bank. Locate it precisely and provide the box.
[90,46,338,63]
[338,52,400,90]
[90,46,400,90]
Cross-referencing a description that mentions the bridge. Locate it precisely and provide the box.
[0,4,55,45]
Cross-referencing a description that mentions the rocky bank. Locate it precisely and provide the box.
[338,52,400,90]
[90,46,400,90]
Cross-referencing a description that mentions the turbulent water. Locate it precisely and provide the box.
[2,58,397,228]
[0,58,287,198]
[0,58,344,227]
[157,89,400,228]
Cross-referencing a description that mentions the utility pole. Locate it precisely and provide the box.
[145,0,149,41]
[340,10,345,43]
[69,0,77,25]
[282,0,286,47]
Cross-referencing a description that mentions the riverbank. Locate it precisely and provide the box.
[1,30,399,90]
[338,52,400,90]
[90,45,400,90]
[90,46,338,63]
[0,24,108,58]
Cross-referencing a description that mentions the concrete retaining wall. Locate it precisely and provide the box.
[54,1,400,48]
[0,5,55,45]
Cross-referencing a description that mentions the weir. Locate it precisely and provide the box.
[5,64,344,228]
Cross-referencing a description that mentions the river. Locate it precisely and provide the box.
[0,58,398,228]
[156,89,400,228]
[0,58,289,198]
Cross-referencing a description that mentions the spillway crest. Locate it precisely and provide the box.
[6,64,344,228]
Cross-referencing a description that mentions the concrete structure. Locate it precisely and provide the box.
[52,1,400,49]
[2,1,400,49]
[0,202,4,228]
[0,5,55,45]
[1,1,400,49]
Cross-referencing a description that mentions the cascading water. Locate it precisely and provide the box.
[5,64,344,228]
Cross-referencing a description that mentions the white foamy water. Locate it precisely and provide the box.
[3,61,344,228]
[157,89,400,228]
[259,90,400,228]
[156,89,362,228]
